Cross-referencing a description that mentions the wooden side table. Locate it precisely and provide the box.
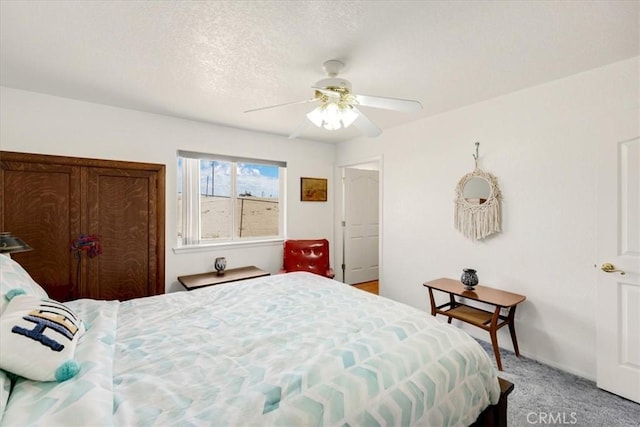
[423,277,526,371]
[178,266,269,291]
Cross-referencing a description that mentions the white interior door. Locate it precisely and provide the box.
[343,167,379,284]
[596,136,640,403]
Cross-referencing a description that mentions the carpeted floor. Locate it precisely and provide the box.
[475,340,640,426]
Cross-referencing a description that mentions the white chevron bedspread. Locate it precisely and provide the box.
[2,272,500,427]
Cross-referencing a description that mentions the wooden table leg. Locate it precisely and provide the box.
[447,294,456,324]
[427,288,436,316]
[490,307,503,371]
[507,305,521,357]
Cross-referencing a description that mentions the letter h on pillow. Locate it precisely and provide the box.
[0,289,85,382]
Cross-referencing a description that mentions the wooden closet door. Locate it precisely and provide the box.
[84,166,162,300]
[2,151,165,302]
[0,160,81,297]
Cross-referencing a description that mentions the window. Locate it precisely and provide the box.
[177,151,286,246]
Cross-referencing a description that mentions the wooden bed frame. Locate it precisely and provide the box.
[471,377,514,426]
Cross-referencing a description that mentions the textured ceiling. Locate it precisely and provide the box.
[1,1,638,143]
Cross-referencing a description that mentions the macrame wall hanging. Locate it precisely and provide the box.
[454,142,502,241]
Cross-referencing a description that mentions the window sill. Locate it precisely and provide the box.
[172,238,284,254]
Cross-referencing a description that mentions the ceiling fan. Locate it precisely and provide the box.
[245,60,423,139]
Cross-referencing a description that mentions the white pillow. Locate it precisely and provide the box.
[0,293,85,382]
[0,255,48,315]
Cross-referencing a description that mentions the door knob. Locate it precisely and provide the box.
[601,263,625,275]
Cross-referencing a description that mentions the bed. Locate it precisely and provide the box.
[0,254,508,426]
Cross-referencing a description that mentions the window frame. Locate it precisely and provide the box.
[176,150,286,249]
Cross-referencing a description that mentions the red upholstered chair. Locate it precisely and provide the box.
[280,239,335,279]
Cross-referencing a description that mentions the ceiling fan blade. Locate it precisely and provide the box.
[288,118,311,139]
[244,98,317,113]
[351,107,382,137]
[354,94,422,112]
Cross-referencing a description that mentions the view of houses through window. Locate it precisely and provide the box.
[177,152,285,245]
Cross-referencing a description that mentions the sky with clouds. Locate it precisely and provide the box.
[178,158,280,198]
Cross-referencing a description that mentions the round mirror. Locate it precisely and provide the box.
[463,177,491,205]
[454,168,502,241]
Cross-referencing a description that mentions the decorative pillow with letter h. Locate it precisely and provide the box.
[0,290,85,382]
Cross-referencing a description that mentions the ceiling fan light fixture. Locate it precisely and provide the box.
[341,107,358,128]
[323,103,341,130]
[306,102,359,131]
[306,107,324,127]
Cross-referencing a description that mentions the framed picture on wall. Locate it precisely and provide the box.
[300,177,327,202]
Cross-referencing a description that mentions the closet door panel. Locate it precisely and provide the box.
[0,161,80,296]
[1,151,165,301]
[85,167,159,300]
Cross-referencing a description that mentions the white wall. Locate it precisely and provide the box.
[0,87,336,292]
[336,57,639,380]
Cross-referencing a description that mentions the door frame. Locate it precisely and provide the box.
[335,155,383,286]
